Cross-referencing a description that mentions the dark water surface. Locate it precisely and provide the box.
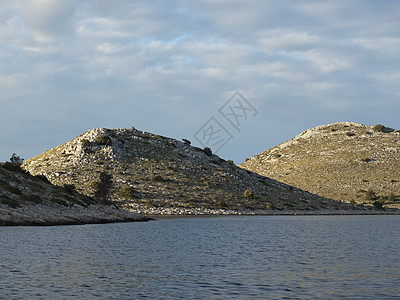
[1,215,400,299]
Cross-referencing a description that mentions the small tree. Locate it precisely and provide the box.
[373,200,384,210]
[244,189,254,199]
[365,189,377,201]
[372,124,391,133]
[94,172,113,201]
[388,192,396,202]
[182,138,191,145]
[95,135,112,146]
[203,147,212,156]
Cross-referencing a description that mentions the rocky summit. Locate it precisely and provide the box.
[22,127,360,214]
[240,122,400,209]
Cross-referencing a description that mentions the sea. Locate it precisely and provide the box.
[1,215,399,299]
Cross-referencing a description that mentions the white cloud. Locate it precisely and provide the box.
[0,0,399,162]
[22,0,77,42]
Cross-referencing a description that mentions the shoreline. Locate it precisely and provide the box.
[0,203,150,226]
[1,204,398,226]
[133,207,400,219]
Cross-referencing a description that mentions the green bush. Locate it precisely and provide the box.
[117,185,138,199]
[388,192,396,202]
[94,172,113,201]
[372,200,384,209]
[365,189,377,201]
[81,139,90,147]
[95,135,112,146]
[266,202,275,210]
[152,175,165,182]
[216,200,227,208]
[346,132,355,137]
[372,124,390,133]
[203,147,212,156]
[244,189,254,199]
[182,138,191,145]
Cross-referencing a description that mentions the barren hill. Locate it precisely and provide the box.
[240,122,400,208]
[22,127,358,214]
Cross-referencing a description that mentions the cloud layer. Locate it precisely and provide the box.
[1,0,399,163]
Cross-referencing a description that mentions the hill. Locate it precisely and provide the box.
[0,163,148,225]
[240,122,400,209]
[22,127,361,214]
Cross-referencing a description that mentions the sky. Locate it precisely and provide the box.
[1,0,399,164]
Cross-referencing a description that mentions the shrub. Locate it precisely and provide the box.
[346,132,355,137]
[227,160,235,165]
[117,185,138,199]
[152,175,165,182]
[365,189,377,201]
[388,192,396,202]
[203,147,212,156]
[216,200,227,208]
[266,202,275,210]
[372,200,384,209]
[95,135,112,146]
[182,138,191,145]
[94,172,113,201]
[81,139,90,147]
[244,189,254,199]
[372,124,389,133]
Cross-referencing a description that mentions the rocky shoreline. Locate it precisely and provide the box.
[131,206,400,216]
[0,203,150,226]
[1,204,398,226]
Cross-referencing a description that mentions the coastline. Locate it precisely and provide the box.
[0,203,150,226]
[133,206,400,218]
[2,204,398,226]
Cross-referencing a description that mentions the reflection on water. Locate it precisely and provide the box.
[1,215,400,299]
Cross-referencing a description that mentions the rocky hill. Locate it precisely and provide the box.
[0,163,148,225]
[22,127,361,214]
[240,122,400,208]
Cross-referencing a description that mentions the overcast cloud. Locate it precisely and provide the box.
[1,0,399,163]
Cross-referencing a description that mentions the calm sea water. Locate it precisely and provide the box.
[1,215,400,299]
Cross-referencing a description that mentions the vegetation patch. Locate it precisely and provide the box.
[95,135,112,146]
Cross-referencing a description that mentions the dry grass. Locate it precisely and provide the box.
[240,122,400,208]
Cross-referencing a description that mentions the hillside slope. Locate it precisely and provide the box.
[22,127,359,214]
[0,163,147,225]
[240,122,400,208]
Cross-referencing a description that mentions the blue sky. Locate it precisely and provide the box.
[1,0,399,164]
